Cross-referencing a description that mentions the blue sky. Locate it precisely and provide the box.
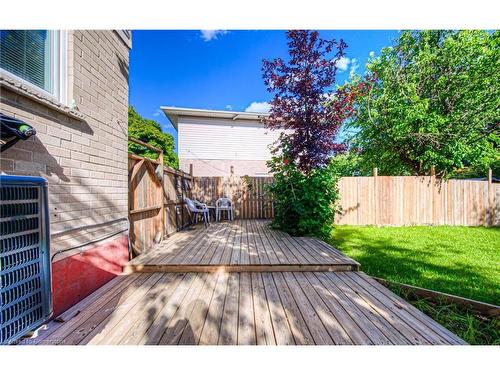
[129,30,400,150]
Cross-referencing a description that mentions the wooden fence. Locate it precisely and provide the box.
[191,176,274,219]
[128,137,192,255]
[335,174,499,226]
[129,140,498,254]
[190,172,499,226]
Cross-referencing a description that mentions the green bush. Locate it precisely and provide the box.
[267,154,340,239]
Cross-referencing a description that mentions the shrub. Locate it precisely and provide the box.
[267,154,340,239]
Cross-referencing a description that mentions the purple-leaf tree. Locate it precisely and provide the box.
[263,30,357,174]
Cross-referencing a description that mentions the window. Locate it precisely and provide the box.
[115,30,132,49]
[0,30,67,103]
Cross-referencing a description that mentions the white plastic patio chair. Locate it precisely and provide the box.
[192,199,208,210]
[215,197,234,221]
[185,197,210,226]
[193,199,212,223]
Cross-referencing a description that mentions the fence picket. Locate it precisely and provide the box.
[130,160,499,255]
[188,175,499,226]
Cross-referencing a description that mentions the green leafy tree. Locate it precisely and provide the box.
[262,31,363,237]
[329,150,364,176]
[128,106,178,168]
[348,30,499,177]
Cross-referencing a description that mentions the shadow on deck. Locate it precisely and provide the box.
[124,220,360,273]
[28,220,466,345]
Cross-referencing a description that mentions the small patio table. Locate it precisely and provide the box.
[206,205,216,221]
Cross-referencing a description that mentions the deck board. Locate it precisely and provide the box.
[199,272,229,345]
[140,273,197,345]
[105,273,183,345]
[272,272,314,345]
[251,273,276,345]
[27,220,466,346]
[237,272,256,344]
[125,220,359,273]
[33,271,465,345]
[218,273,239,345]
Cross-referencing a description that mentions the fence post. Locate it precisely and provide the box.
[487,168,494,226]
[373,167,378,225]
[430,165,436,225]
[157,151,165,240]
[189,163,194,198]
[229,166,234,207]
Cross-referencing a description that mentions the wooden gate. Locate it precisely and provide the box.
[128,137,192,255]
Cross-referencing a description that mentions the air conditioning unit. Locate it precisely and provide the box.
[0,175,52,345]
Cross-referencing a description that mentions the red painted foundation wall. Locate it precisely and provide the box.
[51,235,129,317]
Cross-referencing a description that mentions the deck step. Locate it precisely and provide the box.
[125,220,360,274]
[123,263,359,274]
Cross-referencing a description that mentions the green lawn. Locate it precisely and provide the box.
[328,226,500,305]
[405,294,499,345]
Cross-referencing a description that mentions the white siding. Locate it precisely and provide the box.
[178,116,282,161]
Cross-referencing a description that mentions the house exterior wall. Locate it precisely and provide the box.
[180,158,270,177]
[177,116,281,176]
[0,30,131,316]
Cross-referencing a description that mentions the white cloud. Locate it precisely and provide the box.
[152,109,162,117]
[335,56,351,72]
[349,58,359,76]
[245,101,271,113]
[200,30,228,42]
[225,105,233,110]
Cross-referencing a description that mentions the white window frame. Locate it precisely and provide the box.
[0,30,68,105]
[115,30,132,49]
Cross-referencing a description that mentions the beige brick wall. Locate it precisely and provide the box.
[0,30,130,256]
[181,158,271,177]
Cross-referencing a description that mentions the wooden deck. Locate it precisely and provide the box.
[124,220,360,273]
[29,220,465,345]
[32,271,464,345]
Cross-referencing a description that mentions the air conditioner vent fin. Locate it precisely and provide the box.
[0,176,52,345]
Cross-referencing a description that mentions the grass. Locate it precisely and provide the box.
[328,225,500,305]
[327,225,500,345]
[388,285,500,345]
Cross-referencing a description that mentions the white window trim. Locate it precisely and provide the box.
[0,30,68,106]
[115,30,132,49]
